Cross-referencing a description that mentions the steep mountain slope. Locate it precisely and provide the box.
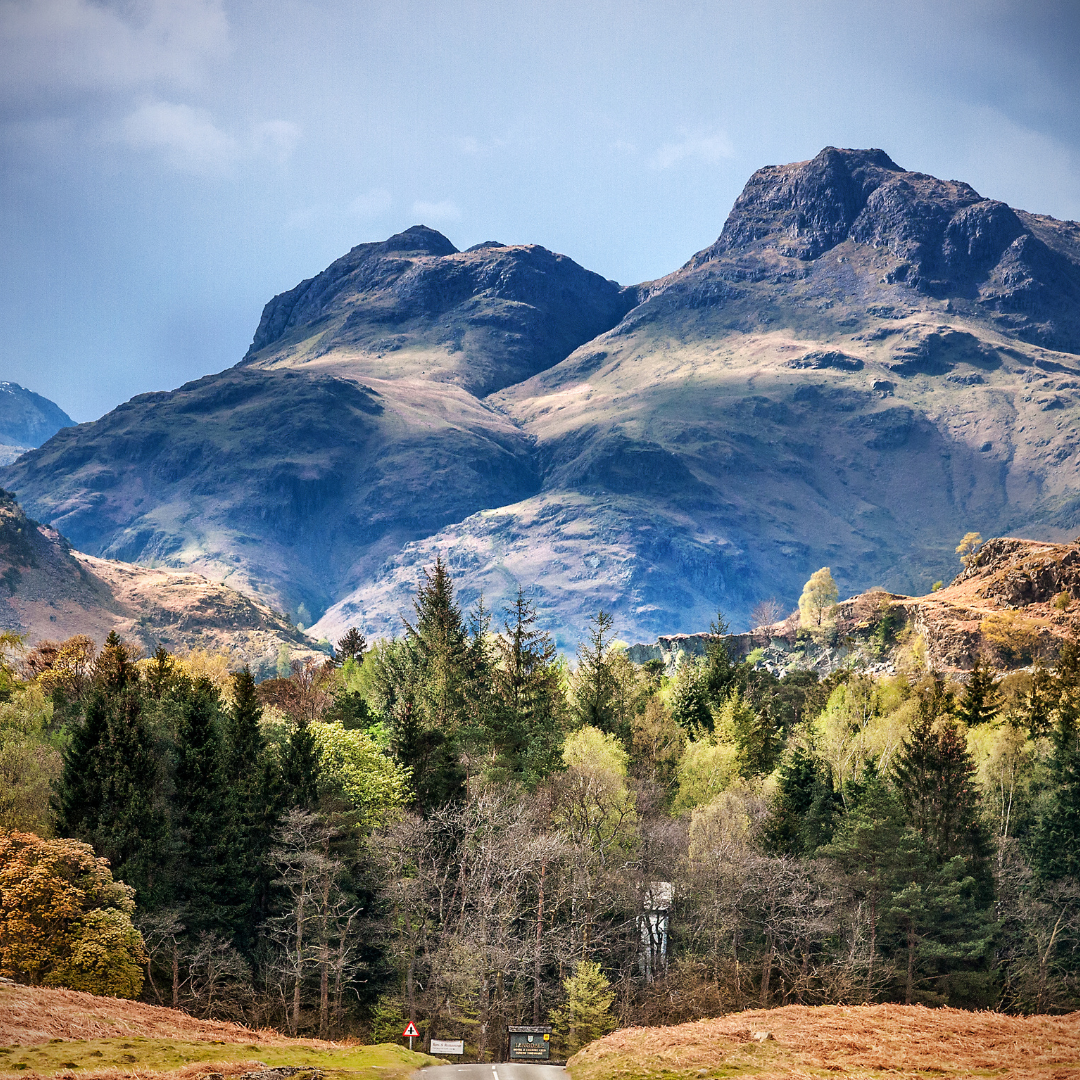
[0,382,73,465]
[316,148,1080,644]
[7,150,1080,646]
[0,490,316,675]
[0,228,632,621]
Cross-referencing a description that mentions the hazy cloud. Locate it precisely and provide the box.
[252,119,302,164]
[122,101,238,175]
[412,199,462,222]
[120,102,301,176]
[0,0,229,108]
[650,130,735,170]
[350,189,393,217]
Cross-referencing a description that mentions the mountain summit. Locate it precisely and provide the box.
[5,149,1080,644]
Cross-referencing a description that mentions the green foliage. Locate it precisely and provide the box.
[763,743,840,855]
[673,737,738,812]
[957,659,1001,728]
[552,959,616,1055]
[44,906,146,998]
[0,686,60,835]
[670,658,712,737]
[571,610,623,741]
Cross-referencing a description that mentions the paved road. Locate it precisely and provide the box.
[423,1064,564,1080]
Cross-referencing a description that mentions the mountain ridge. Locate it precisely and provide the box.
[5,147,1080,646]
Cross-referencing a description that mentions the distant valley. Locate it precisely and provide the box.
[5,147,1080,647]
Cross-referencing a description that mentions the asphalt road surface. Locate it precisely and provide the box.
[423,1064,565,1080]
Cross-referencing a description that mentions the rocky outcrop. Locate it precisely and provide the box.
[0,490,318,677]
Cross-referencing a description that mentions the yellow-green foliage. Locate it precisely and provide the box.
[0,686,60,836]
[981,611,1042,665]
[309,721,410,828]
[0,831,145,998]
[0,1037,439,1077]
[43,907,145,998]
[674,738,738,812]
[687,779,764,858]
[967,720,1041,839]
[558,726,636,849]
[799,566,839,630]
[552,959,616,1056]
[813,676,913,789]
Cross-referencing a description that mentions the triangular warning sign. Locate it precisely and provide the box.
[402,1022,420,1038]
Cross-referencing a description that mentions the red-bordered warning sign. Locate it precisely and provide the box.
[402,1022,420,1038]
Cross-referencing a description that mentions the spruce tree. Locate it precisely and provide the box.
[764,744,840,855]
[703,611,738,703]
[173,677,229,934]
[957,658,1000,727]
[572,610,621,738]
[493,589,566,784]
[821,770,905,999]
[1031,699,1080,881]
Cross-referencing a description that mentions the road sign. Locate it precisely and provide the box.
[402,1022,420,1037]
[430,1039,464,1055]
[508,1026,552,1061]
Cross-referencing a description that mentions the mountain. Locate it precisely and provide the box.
[0,227,631,625]
[0,382,74,465]
[5,149,1080,646]
[0,490,318,676]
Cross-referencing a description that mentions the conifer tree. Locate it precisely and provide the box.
[764,743,840,855]
[220,667,274,946]
[703,611,738,702]
[493,589,566,784]
[572,610,622,739]
[892,683,991,899]
[1031,684,1080,881]
[283,718,320,811]
[173,677,229,933]
[335,627,367,666]
[957,658,1000,727]
[821,770,904,998]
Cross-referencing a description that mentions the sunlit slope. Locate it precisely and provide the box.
[317,149,1080,643]
[0,228,631,622]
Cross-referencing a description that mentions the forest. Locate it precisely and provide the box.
[1,556,1080,1056]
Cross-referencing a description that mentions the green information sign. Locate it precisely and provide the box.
[507,1026,553,1060]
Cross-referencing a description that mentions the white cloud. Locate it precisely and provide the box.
[0,0,230,106]
[120,102,301,176]
[350,189,393,217]
[412,199,462,222]
[650,130,736,170]
[252,119,301,164]
[122,101,238,175]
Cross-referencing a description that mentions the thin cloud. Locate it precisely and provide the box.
[650,130,736,170]
[252,120,301,164]
[0,0,230,108]
[121,102,300,176]
[412,199,462,222]
[123,101,238,175]
[350,189,393,217]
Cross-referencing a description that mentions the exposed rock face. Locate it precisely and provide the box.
[1,231,629,619]
[0,491,317,676]
[7,149,1080,646]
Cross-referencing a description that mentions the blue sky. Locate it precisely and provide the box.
[2,0,1079,421]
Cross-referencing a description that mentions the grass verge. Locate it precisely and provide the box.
[0,1039,439,1080]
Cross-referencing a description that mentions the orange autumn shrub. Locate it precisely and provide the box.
[0,829,145,998]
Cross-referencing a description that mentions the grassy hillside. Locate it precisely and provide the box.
[566,1004,1080,1080]
[0,983,437,1080]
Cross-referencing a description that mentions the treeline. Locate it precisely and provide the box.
[1,559,1080,1051]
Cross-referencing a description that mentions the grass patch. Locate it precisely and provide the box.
[0,1040,438,1080]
